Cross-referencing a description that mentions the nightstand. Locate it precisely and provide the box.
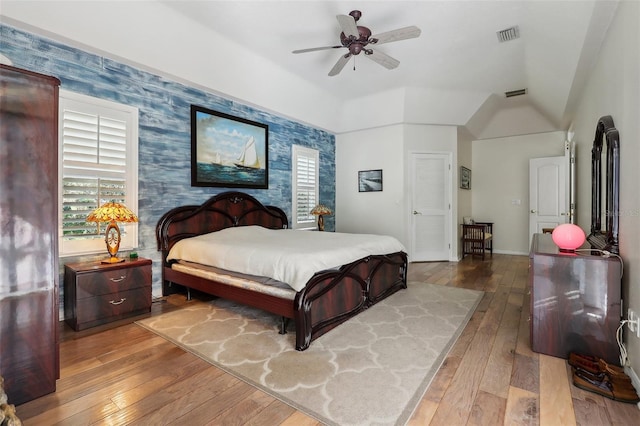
[64,258,152,331]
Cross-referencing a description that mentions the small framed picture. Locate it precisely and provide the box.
[460,166,471,190]
[358,169,383,192]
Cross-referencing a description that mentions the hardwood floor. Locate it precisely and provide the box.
[15,254,640,425]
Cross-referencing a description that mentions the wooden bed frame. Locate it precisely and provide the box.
[156,191,408,351]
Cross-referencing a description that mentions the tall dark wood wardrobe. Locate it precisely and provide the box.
[0,64,61,405]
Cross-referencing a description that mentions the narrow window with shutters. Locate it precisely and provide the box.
[59,91,139,256]
[292,145,319,230]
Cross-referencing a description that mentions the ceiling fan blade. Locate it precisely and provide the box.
[370,26,421,46]
[365,49,400,70]
[336,14,359,38]
[328,53,351,76]
[292,45,344,54]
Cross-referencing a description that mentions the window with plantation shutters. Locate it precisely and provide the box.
[59,91,139,256]
[292,145,319,230]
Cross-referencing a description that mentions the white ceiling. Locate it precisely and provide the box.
[1,1,619,138]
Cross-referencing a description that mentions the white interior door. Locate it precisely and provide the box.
[410,152,452,261]
[529,156,569,247]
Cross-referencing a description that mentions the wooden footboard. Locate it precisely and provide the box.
[156,191,408,351]
[162,251,407,351]
[295,251,408,350]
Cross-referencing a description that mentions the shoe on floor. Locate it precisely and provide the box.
[572,369,640,404]
[572,367,636,391]
[568,352,625,377]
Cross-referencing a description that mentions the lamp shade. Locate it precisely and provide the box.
[87,202,138,223]
[551,223,585,252]
[310,204,332,216]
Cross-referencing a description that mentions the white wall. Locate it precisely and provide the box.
[471,132,566,254]
[457,128,473,258]
[336,125,406,244]
[569,0,640,376]
[336,123,458,259]
[477,103,559,139]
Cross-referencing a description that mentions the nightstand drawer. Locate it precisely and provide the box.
[64,258,152,331]
[75,287,152,327]
[76,266,149,299]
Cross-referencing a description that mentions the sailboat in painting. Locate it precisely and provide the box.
[234,136,261,169]
[211,152,221,165]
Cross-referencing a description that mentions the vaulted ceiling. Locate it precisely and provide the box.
[1,1,619,138]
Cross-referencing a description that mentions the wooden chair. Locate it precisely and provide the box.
[462,222,493,260]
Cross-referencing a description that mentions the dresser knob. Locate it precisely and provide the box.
[109,298,127,305]
[110,275,126,283]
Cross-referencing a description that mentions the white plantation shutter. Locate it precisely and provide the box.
[292,145,319,229]
[59,91,138,256]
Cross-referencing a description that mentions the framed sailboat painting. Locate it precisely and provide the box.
[191,105,268,188]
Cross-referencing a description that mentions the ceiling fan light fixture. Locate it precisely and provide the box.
[497,26,520,43]
[350,43,364,55]
[294,10,421,76]
[349,10,362,21]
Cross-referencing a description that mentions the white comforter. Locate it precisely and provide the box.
[166,226,406,292]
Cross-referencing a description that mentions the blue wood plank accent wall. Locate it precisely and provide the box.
[1,24,336,295]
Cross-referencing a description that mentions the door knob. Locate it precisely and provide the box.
[413,211,421,215]
[530,209,537,213]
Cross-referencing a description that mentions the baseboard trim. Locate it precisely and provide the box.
[451,250,529,260]
[493,249,528,256]
[624,365,640,411]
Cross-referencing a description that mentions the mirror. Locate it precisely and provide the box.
[587,115,619,253]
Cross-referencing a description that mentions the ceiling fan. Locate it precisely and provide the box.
[292,10,421,76]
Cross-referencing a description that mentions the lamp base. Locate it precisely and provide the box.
[103,221,124,264]
[102,256,125,264]
[558,248,575,253]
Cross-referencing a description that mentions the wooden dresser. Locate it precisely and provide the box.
[529,233,622,364]
[64,258,152,331]
[0,65,61,405]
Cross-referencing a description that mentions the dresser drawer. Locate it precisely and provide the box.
[76,264,151,299]
[75,287,152,327]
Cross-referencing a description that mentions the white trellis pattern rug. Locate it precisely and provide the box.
[137,282,483,426]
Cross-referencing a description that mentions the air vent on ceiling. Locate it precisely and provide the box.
[497,26,520,42]
[505,88,527,98]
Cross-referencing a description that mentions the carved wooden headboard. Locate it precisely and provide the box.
[156,191,288,259]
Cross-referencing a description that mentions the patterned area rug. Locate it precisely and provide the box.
[136,282,483,425]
